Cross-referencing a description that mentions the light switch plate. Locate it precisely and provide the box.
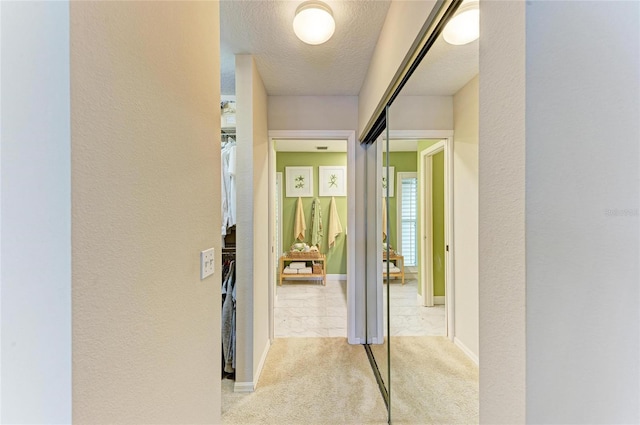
[201,248,214,279]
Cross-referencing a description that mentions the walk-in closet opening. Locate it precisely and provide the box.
[220,96,237,385]
[272,138,350,338]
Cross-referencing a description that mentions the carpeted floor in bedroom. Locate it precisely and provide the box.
[221,337,478,425]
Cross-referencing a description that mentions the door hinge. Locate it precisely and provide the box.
[446,245,449,252]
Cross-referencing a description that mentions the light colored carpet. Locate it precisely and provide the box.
[222,338,388,425]
[369,336,479,425]
[222,337,478,425]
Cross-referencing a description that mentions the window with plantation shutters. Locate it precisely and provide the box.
[398,174,418,267]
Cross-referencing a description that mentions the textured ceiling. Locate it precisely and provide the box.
[221,0,391,96]
[221,0,479,97]
[400,36,479,96]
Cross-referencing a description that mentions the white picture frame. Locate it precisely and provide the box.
[382,166,395,197]
[318,166,347,197]
[285,166,314,197]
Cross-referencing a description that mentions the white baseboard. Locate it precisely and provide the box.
[233,381,254,393]
[454,337,479,365]
[416,294,444,306]
[253,339,271,386]
[327,274,347,281]
[234,339,271,393]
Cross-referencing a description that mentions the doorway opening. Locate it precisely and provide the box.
[268,131,357,343]
[418,140,452,332]
[381,136,453,340]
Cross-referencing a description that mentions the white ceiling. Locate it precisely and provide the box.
[220,0,479,97]
[221,0,391,96]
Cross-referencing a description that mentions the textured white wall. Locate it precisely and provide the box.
[235,55,254,387]
[358,0,437,138]
[452,75,479,361]
[1,3,72,423]
[478,1,526,423]
[236,55,271,388]
[252,57,271,383]
[70,2,221,422]
[525,2,639,423]
[389,96,453,130]
[268,96,358,131]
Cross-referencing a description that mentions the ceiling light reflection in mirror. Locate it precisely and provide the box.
[443,0,479,46]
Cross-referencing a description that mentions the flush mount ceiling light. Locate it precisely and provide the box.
[443,0,479,45]
[293,1,335,45]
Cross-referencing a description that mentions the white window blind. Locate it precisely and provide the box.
[400,176,418,267]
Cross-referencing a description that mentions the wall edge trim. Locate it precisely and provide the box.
[454,336,479,365]
[252,339,271,390]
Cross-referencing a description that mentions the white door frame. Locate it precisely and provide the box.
[268,143,277,342]
[274,172,283,332]
[268,130,357,343]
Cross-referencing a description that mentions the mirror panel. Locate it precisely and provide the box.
[381,5,480,423]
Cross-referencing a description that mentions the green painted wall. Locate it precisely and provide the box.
[417,140,446,297]
[383,151,418,251]
[432,151,445,297]
[276,152,347,274]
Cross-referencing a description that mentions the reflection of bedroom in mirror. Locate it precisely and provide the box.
[365,0,480,422]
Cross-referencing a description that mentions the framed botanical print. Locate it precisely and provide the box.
[285,166,314,197]
[318,166,347,197]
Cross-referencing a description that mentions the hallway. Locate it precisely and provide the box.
[4,2,638,424]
